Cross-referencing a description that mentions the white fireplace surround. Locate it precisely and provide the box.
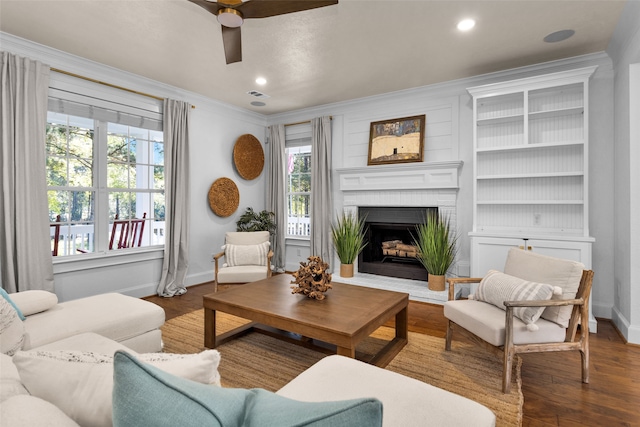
[335,161,463,304]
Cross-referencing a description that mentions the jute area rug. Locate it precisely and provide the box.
[162,309,523,427]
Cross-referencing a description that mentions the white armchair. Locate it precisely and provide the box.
[213,231,273,291]
[444,248,594,393]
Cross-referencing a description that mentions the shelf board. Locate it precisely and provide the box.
[528,106,583,120]
[476,114,524,126]
[476,171,583,180]
[476,200,583,205]
[476,140,584,153]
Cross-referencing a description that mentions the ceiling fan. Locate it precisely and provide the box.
[188,0,339,64]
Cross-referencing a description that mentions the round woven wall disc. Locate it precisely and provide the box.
[233,134,264,180]
[208,177,239,217]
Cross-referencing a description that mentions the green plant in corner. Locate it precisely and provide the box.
[236,207,277,235]
[413,211,458,290]
[330,212,367,277]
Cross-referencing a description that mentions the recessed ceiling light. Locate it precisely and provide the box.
[457,19,475,32]
[544,29,575,43]
[255,77,267,85]
[251,101,266,107]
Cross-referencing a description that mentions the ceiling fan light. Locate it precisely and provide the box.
[217,8,243,28]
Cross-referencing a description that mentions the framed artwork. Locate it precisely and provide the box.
[367,115,425,165]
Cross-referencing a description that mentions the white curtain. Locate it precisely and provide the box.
[310,116,333,266]
[266,124,286,272]
[157,99,191,297]
[0,52,53,293]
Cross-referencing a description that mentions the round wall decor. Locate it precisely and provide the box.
[233,134,264,180]
[208,177,239,217]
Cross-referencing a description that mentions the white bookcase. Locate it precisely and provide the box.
[467,67,597,331]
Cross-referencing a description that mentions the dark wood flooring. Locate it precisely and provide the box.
[145,281,640,426]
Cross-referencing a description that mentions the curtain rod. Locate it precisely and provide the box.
[284,116,332,127]
[50,67,196,109]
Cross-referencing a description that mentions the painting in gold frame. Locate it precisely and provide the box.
[367,115,425,165]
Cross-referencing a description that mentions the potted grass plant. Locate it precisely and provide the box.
[331,211,367,278]
[413,210,458,291]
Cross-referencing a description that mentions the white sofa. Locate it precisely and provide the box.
[10,291,165,352]
[1,291,495,427]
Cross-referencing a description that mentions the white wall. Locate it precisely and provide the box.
[1,33,267,301]
[606,0,640,343]
[268,52,616,323]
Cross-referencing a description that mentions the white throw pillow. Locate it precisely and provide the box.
[12,349,221,427]
[0,395,80,427]
[9,290,58,316]
[0,353,29,402]
[224,241,270,267]
[474,270,562,331]
[0,298,24,356]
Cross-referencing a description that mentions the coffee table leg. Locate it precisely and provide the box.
[396,306,408,339]
[337,346,356,358]
[204,308,217,348]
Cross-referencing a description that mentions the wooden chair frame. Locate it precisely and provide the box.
[109,213,147,250]
[50,214,61,256]
[213,248,273,292]
[445,270,594,393]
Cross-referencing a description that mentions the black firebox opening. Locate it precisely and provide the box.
[357,206,437,281]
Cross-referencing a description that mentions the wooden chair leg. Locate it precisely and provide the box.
[502,348,513,394]
[445,320,453,351]
[580,347,589,383]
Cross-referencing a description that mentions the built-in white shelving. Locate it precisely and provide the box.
[467,66,598,332]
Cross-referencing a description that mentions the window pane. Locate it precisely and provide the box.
[68,191,94,222]
[153,142,164,165]
[69,223,95,254]
[107,163,130,188]
[107,134,128,163]
[68,158,92,187]
[153,166,164,190]
[48,190,69,221]
[109,192,133,219]
[46,157,68,187]
[153,193,165,220]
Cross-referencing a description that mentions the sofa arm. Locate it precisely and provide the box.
[446,277,483,301]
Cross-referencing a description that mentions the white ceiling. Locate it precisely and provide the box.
[0,0,627,115]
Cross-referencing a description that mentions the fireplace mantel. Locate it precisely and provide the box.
[336,161,463,192]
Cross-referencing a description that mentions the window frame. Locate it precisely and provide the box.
[46,72,165,266]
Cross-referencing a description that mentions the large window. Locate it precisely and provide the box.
[286,145,311,237]
[47,113,165,256]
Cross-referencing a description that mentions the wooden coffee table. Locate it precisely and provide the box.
[203,274,409,367]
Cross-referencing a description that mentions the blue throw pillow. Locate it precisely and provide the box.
[0,288,25,321]
[112,351,382,427]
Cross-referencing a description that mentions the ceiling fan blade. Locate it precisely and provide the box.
[239,0,338,19]
[187,0,225,15]
[221,25,242,64]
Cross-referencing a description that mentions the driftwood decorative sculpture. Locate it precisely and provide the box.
[291,256,332,300]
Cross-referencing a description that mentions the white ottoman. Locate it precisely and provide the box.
[277,355,495,427]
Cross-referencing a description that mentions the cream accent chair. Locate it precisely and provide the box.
[213,231,274,291]
[444,248,594,393]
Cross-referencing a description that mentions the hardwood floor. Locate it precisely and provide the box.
[145,282,640,426]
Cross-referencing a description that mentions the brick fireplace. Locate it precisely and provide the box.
[335,161,463,304]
